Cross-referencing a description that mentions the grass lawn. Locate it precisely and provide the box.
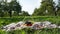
[0,16,60,34]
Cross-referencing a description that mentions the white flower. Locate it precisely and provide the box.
[43,21,51,26]
[58,26,60,28]
[17,21,24,25]
[3,23,16,31]
[47,24,57,28]
[32,22,44,30]
[16,21,24,27]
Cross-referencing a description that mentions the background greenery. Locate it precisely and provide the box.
[0,0,60,34]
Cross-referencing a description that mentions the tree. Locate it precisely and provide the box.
[0,1,5,17]
[57,0,60,16]
[0,0,22,17]
[32,0,55,16]
[32,8,38,16]
[2,0,22,17]
[21,11,30,16]
[9,0,22,16]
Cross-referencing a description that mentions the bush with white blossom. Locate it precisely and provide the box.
[2,21,60,31]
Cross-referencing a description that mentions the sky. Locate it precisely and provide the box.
[53,0,58,6]
[8,0,57,15]
[17,0,41,15]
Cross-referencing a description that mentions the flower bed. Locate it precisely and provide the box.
[2,21,60,31]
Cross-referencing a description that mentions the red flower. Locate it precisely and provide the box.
[26,24,32,26]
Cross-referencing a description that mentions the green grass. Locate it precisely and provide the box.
[17,16,60,25]
[0,16,60,27]
[0,28,60,34]
[0,16,60,34]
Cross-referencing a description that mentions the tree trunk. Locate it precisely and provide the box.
[55,11,57,16]
[9,10,12,17]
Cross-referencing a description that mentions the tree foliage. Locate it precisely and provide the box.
[32,0,57,16]
[21,11,30,16]
[57,0,60,16]
[0,0,22,17]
